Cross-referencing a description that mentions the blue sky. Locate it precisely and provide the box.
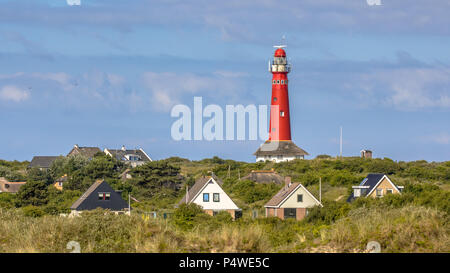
[0,0,449,162]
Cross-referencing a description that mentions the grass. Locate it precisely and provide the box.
[0,205,448,253]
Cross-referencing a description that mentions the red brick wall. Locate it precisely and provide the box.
[296,208,307,220]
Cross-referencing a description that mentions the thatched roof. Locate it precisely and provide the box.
[0,178,26,193]
[254,141,309,157]
[242,170,284,184]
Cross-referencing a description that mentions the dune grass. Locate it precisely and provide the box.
[0,204,448,253]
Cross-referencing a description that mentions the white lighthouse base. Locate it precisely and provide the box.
[256,155,304,163]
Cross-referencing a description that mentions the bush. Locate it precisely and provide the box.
[172,203,205,230]
[22,205,45,217]
[306,200,350,225]
[229,180,280,204]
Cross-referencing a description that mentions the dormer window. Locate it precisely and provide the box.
[98,192,111,201]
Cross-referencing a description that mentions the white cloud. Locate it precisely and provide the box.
[142,71,244,112]
[348,67,450,110]
[421,133,450,145]
[0,85,30,102]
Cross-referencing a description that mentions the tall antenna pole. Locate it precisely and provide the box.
[340,126,343,159]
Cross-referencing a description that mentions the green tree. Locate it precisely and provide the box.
[16,180,50,207]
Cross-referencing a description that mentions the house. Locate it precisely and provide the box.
[54,174,68,191]
[242,169,284,184]
[67,144,101,159]
[347,173,404,202]
[361,150,373,159]
[265,177,322,220]
[254,141,309,163]
[0,177,26,193]
[70,179,129,215]
[29,156,60,170]
[104,146,152,167]
[178,176,241,219]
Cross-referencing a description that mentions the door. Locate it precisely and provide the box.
[284,208,296,219]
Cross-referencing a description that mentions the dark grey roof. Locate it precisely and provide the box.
[242,170,284,184]
[178,176,223,205]
[254,141,309,157]
[106,148,151,162]
[67,146,101,158]
[71,180,128,211]
[360,173,385,196]
[29,156,60,169]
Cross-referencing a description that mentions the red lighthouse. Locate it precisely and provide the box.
[254,46,309,162]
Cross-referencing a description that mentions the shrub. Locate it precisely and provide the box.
[172,203,205,230]
[22,205,45,217]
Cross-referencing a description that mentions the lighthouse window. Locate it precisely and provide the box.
[281,80,284,84]
[280,111,285,117]
[272,128,276,132]
[277,80,280,84]
[273,97,277,102]
[273,80,276,84]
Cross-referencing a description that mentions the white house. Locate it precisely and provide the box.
[179,176,241,219]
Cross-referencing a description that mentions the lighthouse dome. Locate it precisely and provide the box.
[274,48,286,57]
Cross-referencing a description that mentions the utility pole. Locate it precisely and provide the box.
[340,126,343,159]
[128,194,131,215]
[238,169,241,180]
[319,177,322,204]
[227,165,231,179]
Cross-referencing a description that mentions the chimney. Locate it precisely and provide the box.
[285,176,292,188]
[121,145,126,151]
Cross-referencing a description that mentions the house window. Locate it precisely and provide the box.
[386,189,393,194]
[203,193,209,202]
[280,111,285,117]
[213,193,220,202]
[376,189,383,197]
[297,194,303,202]
[98,192,111,201]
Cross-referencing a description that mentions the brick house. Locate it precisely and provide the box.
[347,173,404,202]
[265,177,322,220]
